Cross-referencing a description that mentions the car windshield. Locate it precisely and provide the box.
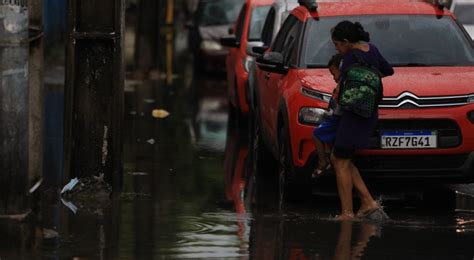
[303,15,474,67]
[196,0,243,26]
[248,6,271,41]
[453,4,474,24]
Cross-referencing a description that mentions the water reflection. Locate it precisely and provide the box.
[186,76,229,152]
[224,127,252,245]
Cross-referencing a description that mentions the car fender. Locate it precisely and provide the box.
[277,99,292,161]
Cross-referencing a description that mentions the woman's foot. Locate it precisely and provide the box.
[356,201,380,218]
[335,212,355,221]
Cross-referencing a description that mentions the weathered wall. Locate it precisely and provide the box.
[0,2,29,214]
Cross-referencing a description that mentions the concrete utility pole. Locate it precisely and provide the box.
[0,0,43,216]
[65,0,125,190]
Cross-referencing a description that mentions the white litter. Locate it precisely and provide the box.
[60,178,79,195]
[60,198,78,214]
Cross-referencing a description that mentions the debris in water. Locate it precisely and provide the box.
[152,109,170,119]
[129,111,137,115]
[143,99,156,104]
[146,139,155,145]
[29,178,42,194]
[43,228,59,239]
[127,172,149,176]
[61,178,79,194]
[60,174,112,215]
[60,198,78,214]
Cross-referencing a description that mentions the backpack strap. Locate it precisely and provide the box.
[350,50,383,77]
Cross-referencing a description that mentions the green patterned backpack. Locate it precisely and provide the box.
[339,52,383,118]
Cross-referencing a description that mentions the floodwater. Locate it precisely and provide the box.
[2,47,474,260]
[2,60,474,259]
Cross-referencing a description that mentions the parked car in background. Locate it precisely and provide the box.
[247,0,299,116]
[221,0,273,119]
[254,0,474,199]
[451,0,474,39]
[187,0,244,70]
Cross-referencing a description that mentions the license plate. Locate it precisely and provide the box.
[380,130,437,149]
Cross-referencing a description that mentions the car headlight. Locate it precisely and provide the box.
[301,87,331,102]
[243,56,253,72]
[200,40,223,51]
[298,107,326,125]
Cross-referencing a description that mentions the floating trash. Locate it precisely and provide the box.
[143,99,156,104]
[60,174,112,215]
[146,139,155,145]
[152,109,170,119]
[127,172,149,176]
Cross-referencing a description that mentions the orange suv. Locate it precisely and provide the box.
[254,0,474,198]
[221,0,273,119]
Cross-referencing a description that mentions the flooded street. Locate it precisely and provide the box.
[3,60,474,259]
[1,4,474,258]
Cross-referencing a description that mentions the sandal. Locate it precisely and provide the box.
[357,207,391,221]
[311,162,332,179]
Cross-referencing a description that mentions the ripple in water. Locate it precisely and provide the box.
[158,212,251,258]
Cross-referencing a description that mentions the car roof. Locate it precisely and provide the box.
[248,0,274,6]
[291,0,451,20]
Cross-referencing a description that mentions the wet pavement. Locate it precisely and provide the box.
[1,55,474,259]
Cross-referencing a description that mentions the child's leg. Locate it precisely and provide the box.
[313,136,329,166]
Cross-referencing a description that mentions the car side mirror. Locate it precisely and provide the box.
[252,46,268,55]
[220,35,240,48]
[256,52,288,74]
[246,41,264,57]
[441,0,453,9]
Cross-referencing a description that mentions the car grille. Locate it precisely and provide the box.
[369,119,462,148]
[355,154,469,170]
[379,92,473,108]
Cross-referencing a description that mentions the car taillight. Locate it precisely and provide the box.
[468,111,474,124]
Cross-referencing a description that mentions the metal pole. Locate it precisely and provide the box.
[65,0,125,190]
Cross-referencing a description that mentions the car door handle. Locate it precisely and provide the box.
[264,72,270,80]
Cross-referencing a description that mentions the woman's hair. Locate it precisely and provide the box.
[327,54,343,68]
[331,21,370,43]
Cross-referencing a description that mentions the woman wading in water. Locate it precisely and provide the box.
[330,21,394,221]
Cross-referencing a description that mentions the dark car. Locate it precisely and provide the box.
[187,0,244,70]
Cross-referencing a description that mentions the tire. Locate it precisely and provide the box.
[251,105,276,177]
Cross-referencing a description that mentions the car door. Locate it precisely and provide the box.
[227,4,247,106]
[260,15,302,142]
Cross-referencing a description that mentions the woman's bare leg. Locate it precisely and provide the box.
[349,162,378,215]
[331,153,354,219]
